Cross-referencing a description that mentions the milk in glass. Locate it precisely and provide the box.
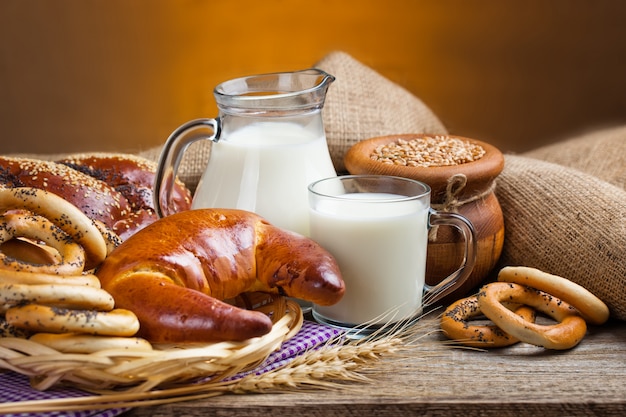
[310,193,429,325]
[192,121,336,236]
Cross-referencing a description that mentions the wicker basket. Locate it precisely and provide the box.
[0,293,303,393]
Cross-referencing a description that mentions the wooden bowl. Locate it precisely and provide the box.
[344,134,504,201]
[344,134,505,302]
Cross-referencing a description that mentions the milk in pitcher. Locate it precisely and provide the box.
[192,121,336,236]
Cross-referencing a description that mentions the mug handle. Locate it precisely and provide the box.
[422,209,477,306]
[153,118,221,218]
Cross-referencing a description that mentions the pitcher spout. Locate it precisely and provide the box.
[305,68,335,107]
[214,68,335,113]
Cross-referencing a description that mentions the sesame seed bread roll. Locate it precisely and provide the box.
[0,156,131,231]
[0,154,193,241]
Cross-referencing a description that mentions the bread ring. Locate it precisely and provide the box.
[0,269,101,288]
[441,296,537,348]
[1,315,30,337]
[498,266,610,325]
[93,220,123,255]
[0,187,107,269]
[476,282,587,350]
[0,212,85,275]
[0,237,59,265]
[29,333,152,353]
[5,305,139,336]
[0,283,114,312]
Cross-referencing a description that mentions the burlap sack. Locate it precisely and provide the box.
[523,124,626,189]
[496,153,626,321]
[315,51,448,172]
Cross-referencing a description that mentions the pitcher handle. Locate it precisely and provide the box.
[153,118,221,218]
[422,209,477,307]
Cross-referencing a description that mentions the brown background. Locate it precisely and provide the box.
[1,0,625,155]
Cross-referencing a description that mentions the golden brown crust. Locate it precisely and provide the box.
[441,295,537,348]
[57,153,191,214]
[0,154,193,241]
[5,304,139,336]
[497,266,610,325]
[0,212,86,275]
[29,333,152,353]
[0,269,101,287]
[476,282,588,350]
[0,315,30,337]
[0,187,107,269]
[57,153,192,240]
[0,237,59,266]
[0,282,115,312]
[96,208,345,343]
[0,156,131,229]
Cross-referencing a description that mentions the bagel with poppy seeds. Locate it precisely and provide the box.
[0,211,86,275]
[476,282,587,350]
[441,295,537,348]
[95,208,345,343]
[497,266,609,325]
[0,187,107,269]
[5,304,139,336]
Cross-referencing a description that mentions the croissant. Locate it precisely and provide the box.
[95,208,345,343]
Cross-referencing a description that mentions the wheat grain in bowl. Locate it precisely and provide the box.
[344,133,504,197]
[370,135,486,167]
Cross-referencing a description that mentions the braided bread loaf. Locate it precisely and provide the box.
[0,154,192,240]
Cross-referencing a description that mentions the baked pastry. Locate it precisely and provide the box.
[96,208,345,343]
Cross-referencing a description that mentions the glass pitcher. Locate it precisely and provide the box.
[154,69,337,237]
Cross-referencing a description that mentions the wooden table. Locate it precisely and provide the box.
[124,316,626,417]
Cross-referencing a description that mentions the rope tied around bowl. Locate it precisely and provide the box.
[429,173,497,242]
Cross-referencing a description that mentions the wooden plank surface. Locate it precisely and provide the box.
[124,316,626,417]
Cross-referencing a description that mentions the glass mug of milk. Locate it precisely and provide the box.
[154,69,337,237]
[308,175,476,336]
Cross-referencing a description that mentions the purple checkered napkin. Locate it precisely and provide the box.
[231,319,342,379]
[0,371,126,417]
[0,320,341,416]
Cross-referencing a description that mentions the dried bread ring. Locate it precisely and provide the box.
[5,304,140,336]
[477,282,587,350]
[441,296,537,348]
[0,212,86,275]
[0,283,114,312]
[1,315,30,337]
[29,333,152,353]
[0,187,107,269]
[0,269,101,287]
[0,237,59,265]
[498,266,610,325]
[93,220,123,255]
